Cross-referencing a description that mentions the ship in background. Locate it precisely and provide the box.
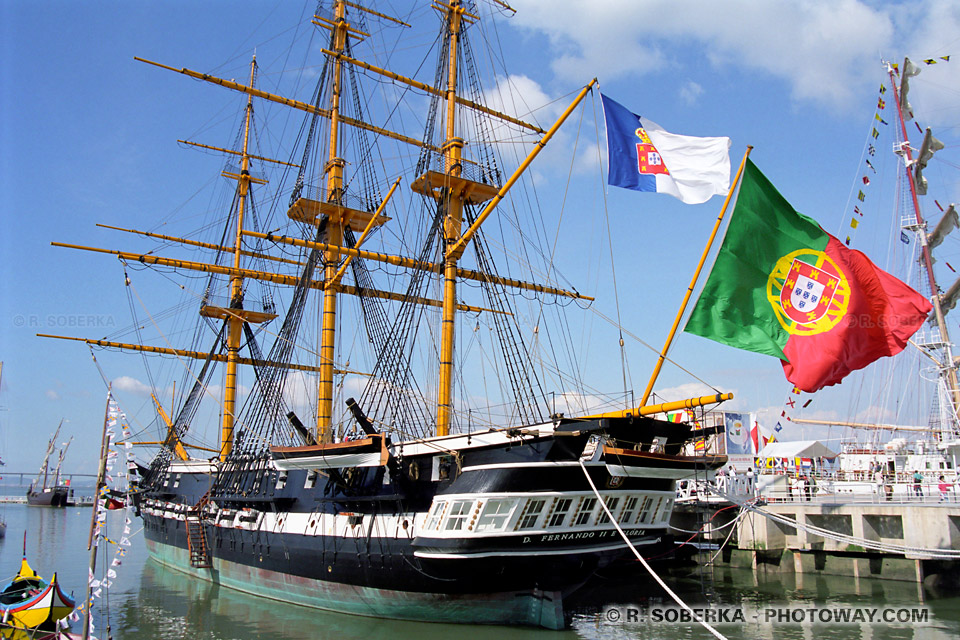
[48,1,731,628]
[26,424,72,508]
[787,57,960,497]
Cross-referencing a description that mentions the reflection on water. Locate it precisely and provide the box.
[0,506,957,639]
[122,560,576,640]
[569,562,960,640]
[119,556,960,640]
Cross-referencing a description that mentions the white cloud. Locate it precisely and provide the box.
[653,382,716,401]
[484,74,557,127]
[45,389,60,401]
[510,0,905,110]
[853,404,899,425]
[550,391,617,416]
[679,81,703,106]
[651,382,746,411]
[113,375,152,396]
[475,73,604,184]
[281,371,318,421]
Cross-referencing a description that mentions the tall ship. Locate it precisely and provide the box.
[49,1,730,628]
[787,57,960,494]
[26,424,72,508]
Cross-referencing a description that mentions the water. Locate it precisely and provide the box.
[2,504,958,639]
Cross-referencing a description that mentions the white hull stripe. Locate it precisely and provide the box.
[413,538,659,559]
[461,461,604,472]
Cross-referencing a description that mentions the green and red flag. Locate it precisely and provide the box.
[685,159,931,392]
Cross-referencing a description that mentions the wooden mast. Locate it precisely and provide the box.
[316,0,349,443]
[54,4,598,447]
[437,0,467,437]
[217,57,258,460]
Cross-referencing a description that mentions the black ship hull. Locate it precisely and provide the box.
[136,416,724,628]
[26,487,70,508]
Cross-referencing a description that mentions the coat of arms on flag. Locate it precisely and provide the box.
[635,128,669,175]
[780,258,841,324]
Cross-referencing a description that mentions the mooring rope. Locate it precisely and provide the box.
[579,461,728,640]
[704,484,960,559]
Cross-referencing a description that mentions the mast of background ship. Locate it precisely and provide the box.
[886,60,960,435]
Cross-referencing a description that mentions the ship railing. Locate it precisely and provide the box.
[677,474,754,504]
[754,479,959,505]
[686,468,960,506]
[418,151,502,187]
[200,295,276,315]
[900,214,923,232]
[223,163,267,183]
[912,327,947,350]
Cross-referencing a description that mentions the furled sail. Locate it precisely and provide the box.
[914,127,944,195]
[899,56,921,121]
[927,203,958,250]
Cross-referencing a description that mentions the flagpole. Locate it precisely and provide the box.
[83,384,112,640]
[639,146,753,407]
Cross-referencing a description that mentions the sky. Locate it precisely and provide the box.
[3,0,960,475]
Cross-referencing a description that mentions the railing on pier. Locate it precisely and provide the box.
[680,472,960,506]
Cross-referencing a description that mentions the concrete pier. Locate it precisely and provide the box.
[706,502,960,586]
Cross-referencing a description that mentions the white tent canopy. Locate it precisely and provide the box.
[757,440,837,460]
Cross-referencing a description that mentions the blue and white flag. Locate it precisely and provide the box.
[601,93,731,204]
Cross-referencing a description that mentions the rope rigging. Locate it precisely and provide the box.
[142,321,226,491]
[212,222,328,496]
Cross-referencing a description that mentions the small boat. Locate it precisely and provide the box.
[25,487,70,509]
[26,426,73,509]
[0,363,7,538]
[0,545,75,632]
[0,628,76,640]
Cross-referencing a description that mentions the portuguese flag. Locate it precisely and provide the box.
[685,159,931,392]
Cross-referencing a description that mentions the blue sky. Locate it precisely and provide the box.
[3,0,960,474]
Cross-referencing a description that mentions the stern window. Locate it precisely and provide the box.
[596,497,619,524]
[547,498,573,528]
[475,499,516,532]
[425,501,446,530]
[619,496,639,524]
[657,498,674,523]
[639,497,662,524]
[637,497,655,524]
[444,500,473,531]
[573,498,597,526]
[517,499,547,530]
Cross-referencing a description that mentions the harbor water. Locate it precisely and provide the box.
[0,503,956,639]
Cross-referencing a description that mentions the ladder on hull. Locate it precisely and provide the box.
[185,494,212,569]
